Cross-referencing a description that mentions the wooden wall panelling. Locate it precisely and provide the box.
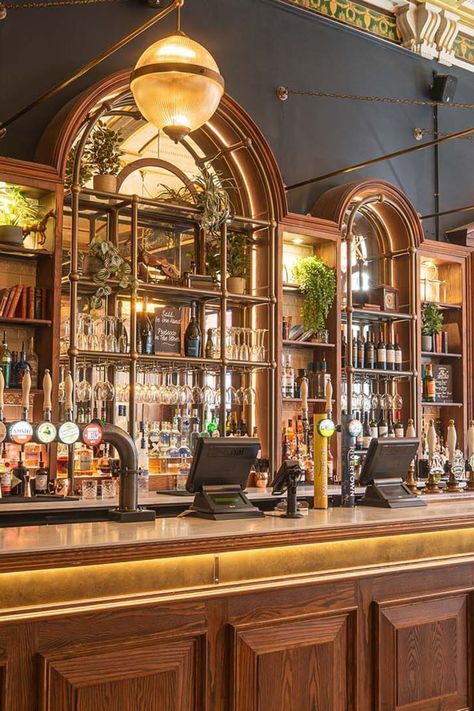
[231,610,357,711]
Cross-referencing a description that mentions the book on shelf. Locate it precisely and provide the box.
[0,284,49,320]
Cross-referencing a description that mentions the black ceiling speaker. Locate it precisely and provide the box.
[431,73,458,103]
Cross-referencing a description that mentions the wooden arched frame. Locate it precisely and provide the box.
[116,158,199,199]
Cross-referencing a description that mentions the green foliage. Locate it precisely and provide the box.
[421,302,443,335]
[206,231,252,280]
[293,256,336,333]
[0,184,41,227]
[64,145,93,189]
[155,167,233,233]
[84,121,124,176]
[86,237,132,311]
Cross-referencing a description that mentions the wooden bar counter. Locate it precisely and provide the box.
[2,503,474,710]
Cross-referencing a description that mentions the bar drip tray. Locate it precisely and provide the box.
[0,495,80,503]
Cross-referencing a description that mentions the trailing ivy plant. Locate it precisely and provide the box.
[421,302,443,335]
[293,256,336,333]
[85,237,132,312]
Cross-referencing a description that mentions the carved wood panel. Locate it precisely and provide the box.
[39,634,206,711]
[231,611,356,711]
[376,594,470,711]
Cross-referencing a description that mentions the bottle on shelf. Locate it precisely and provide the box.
[116,405,128,431]
[355,413,364,450]
[138,302,154,355]
[190,423,200,453]
[393,335,402,371]
[341,329,347,369]
[14,342,30,386]
[369,409,379,440]
[387,409,395,438]
[138,432,150,492]
[376,329,386,370]
[34,453,49,495]
[317,355,327,398]
[26,336,38,389]
[0,444,11,496]
[282,354,295,398]
[386,337,394,372]
[357,331,365,369]
[0,331,11,388]
[423,362,436,402]
[184,301,202,358]
[116,300,129,353]
[365,331,375,370]
[352,336,358,368]
[205,328,215,359]
[378,409,388,437]
[9,351,18,388]
[362,411,372,449]
[11,449,28,497]
[394,416,404,438]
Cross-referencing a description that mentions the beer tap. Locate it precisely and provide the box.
[7,369,33,447]
[0,371,6,445]
[465,421,474,491]
[314,379,335,510]
[58,371,80,495]
[34,370,57,446]
[425,418,441,494]
[446,419,461,492]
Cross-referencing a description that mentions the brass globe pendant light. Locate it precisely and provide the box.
[130,2,225,143]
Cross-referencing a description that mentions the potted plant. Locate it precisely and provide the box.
[206,231,252,294]
[64,144,93,190]
[83,121,123,194]
[84,236,132,313]
[292,256,337,336]
[421,302,443,352]
[0,184,42,245]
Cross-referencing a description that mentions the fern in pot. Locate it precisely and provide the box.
[421,302,443,352]
[293,256,336,338]
[84,121,124,194]
[0,184,42,246]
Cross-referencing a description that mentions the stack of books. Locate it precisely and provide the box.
[0,285,49,320]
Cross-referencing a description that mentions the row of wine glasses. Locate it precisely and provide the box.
[208,327,267,362]
[341,379,403,414]
[60,315,128,355]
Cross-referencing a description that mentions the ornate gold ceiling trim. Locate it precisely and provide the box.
[284,0,474,70]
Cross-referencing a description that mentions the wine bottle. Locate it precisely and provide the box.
[116,405,128,431]
[369,409,379,440]
[355,413,364,450]
[190,423,200,452]
[387,409,395,437]
[365,331,375,370]
[318,355,327,398]
[184,301,202,358]
[378,410,388,437]
[394,335,402,372]
[0,332,11,388]
[423,362,436,402]
[394,417,404,438]
[14,342,30,386]
[26,337,38,389]
[357,331,365,369]
[362,411,372,449]
[376,329,386,370]
[205,328,215,359]
[341,330,347,369]
[139,309,154,355]
[386,338,395,372]
[352,337,358,368]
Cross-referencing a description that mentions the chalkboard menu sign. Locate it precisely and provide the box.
[433,363,453,403]
[154,306,182,354]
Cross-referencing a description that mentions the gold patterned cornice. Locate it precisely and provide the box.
[283,0,474,69]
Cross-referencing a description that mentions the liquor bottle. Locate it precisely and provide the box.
[362,411,372,449]
[9,351,18,388]
[394,335,402,372]
[116,405,128,431]
[190,423,200,453]
[26,337,38,389]
[365,331,375,369]
[376,329,386,370]
[225,413,232,436]
[394,417,404,438]
[386,338,395,372]
[0,445,11,496]
[207,413,219,437]
[341,330,347,369]
[355,413,364,450]
[327,447,334,484]
[184,301,202,357]
[190,408,200,430]
[137,433,149,491]
[423,362,436,402]
[0,332,11,388]
[11,450,28,496]
[378,410,388,437]
[387,410,395,437]
[35,454,49,495]
[205,328,215,359]
[139,306,154,355]
[369,409,379,440]
[318,355,327,399]
[283,355,295,398]
[357,331,365,369]
[14,342,30,386]
[352,337,358,368]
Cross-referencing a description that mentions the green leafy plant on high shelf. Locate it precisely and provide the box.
[0,184,43,246]
[83,237,132,313]
[64,144,93,190]
[293,256,337,334]
[421,302,443,352]
[83,121,124,193]
[206,231,252,294]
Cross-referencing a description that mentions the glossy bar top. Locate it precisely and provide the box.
[1,498,474,572]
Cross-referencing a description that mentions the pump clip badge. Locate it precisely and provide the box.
[58,421,80,445]
[9,420,33,445]
[82,422,103,448]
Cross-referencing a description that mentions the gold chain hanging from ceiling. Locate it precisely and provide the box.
[5,0,125,8]
[286,88,474,110]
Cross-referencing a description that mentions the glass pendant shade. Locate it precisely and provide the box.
[130,33,224,143]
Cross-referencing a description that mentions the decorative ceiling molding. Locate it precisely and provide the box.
[283,0,474,72]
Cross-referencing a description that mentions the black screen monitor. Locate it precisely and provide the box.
[359,438,425,508]
[184,437,264,520]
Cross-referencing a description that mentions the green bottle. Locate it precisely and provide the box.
[0,331,11,388]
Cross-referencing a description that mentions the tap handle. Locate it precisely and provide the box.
[22,369,31,411]
[0,370,4,410]
[301,377,308,412]
[43,369,52,411]
[325,378,333,415]
[64,371,73,413]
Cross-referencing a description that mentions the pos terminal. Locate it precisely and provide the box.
[184,438,264,520]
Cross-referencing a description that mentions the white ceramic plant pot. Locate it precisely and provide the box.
[421,334,433,352]
[0,225,23,245]
[93,174,118,194]
[227,276,246,294]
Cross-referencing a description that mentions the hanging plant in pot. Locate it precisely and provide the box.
[421,302,443,352]
[206,231,252,294]
[0,184,43,246]
[83,121,124,194]
[293,256,337,338]
[83,236,132,315]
